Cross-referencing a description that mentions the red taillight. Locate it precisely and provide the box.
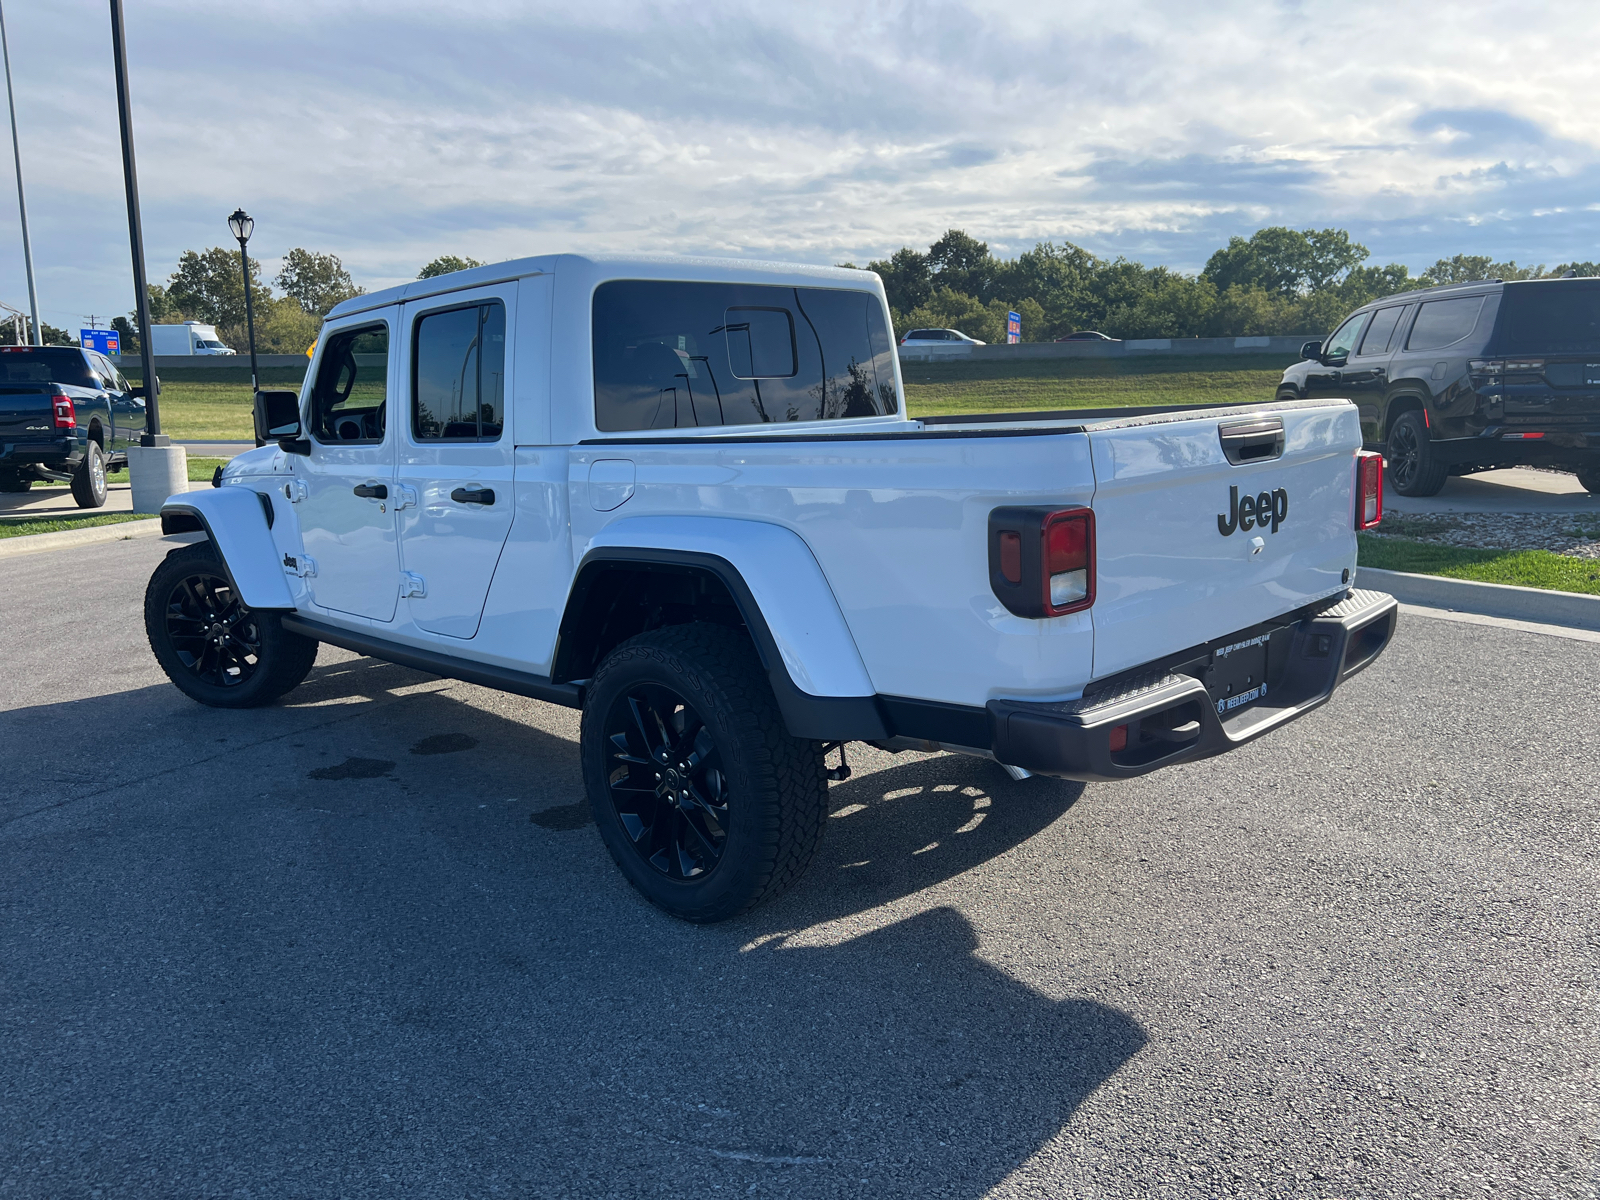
[1356,451,1383,530]
[1042,509,1093,615]
[988,506,1096,618]
[52,394,75,429]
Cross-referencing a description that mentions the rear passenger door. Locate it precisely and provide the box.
[395,282,524,639]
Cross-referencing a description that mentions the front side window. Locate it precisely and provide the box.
[310,323,389,444]
[412,301,506,441]
[1407,296,1486,351]
[593,281,898,431]
[1323,313,1369,361]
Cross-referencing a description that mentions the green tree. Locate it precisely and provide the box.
[1419,255,1550,285]
[1202,227,1370,297]
[868,246,933,314]
[277,248,363,316]
[418,255,485,279]
[40,321,76,346]
[166,247,275,329]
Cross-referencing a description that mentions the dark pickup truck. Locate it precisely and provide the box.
[0,346,147,507]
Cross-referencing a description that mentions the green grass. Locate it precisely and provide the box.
[0,512,155,539]
[901,353,1297,417]
[124,366,306,441]
[1359,534,1600,595]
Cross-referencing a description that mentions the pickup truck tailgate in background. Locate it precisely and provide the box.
[1088,401,1359,679]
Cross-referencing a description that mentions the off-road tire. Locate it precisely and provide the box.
[0,470,30,493]
[1386,410,1448,497]
[580,622,828,923]
[70,442,108,508]
[145,542,319,708]
[1575,466,1600,495]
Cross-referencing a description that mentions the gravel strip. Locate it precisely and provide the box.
[1368,511,1600,557]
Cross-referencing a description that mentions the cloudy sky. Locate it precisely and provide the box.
[1,0,1596,332]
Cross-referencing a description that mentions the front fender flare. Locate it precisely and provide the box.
[160,485,295,610]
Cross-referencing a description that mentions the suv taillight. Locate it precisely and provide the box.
[1356,451,1383,530]
[988,506,1096,618]
[52,394,75,429]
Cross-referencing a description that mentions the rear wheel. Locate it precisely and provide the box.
[1386,410,1447,497]
[580,623,828,923]
[1575,466,1600,494]
[70,442,108,508]
[144,542,319,708]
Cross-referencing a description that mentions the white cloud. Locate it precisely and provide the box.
[2,0,1598,330]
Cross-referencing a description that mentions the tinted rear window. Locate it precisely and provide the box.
[0,349,93,387]
[593,281,898,431]
[1406,296,1486,351]
[1493,281,1600,354]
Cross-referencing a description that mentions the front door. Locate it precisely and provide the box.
[1343,304,1406,431]
[293,317,400,623]
[1304,312,1369,398]
[395,286,521,639]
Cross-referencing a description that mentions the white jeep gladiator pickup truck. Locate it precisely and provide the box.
[144,254,1396,922]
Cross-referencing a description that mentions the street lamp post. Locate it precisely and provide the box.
[227,208,260,396]
[1,0,41,345]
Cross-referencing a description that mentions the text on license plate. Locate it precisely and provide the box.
[1216,683,1267,715]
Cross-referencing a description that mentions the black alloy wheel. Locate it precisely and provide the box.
[602,683,730,881]
[162,568,263,689]
[144,542,320,708]
[1385,410,1447,497]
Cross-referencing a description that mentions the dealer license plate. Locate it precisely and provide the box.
[1205,632,1271,717]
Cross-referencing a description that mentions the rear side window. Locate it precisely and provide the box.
[310,324,389,444]
[1493,282,1600,354]
[593,281,898,431]
[1407,296,1485,351]
[1357,306,1404,356]
[412,301,506,441]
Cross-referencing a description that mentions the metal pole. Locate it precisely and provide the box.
[236,237,259,393]
[0,0,40,345]
[109,0,163,444]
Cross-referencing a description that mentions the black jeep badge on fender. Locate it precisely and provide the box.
[1218,485,1289,536]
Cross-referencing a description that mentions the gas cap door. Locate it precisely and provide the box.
[588,459,636,511]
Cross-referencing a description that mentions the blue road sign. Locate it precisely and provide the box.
[80,329,120,355]
[1006,310,1021,345]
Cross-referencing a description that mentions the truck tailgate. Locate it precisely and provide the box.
[1088,400,1359,679]
[0,388,54,439]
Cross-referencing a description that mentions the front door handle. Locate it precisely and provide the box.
[353,482,388,499]
[450,486,495,506]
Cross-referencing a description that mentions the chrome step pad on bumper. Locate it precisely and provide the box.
[988,589,1399,782]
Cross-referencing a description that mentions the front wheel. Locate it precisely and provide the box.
[71,442,108,508]
[144,542,319,708]
[580,623,828,923]
[1386,410,1447,497]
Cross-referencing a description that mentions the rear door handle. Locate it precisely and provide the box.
[352,482,388,499]
[450,486,495,506]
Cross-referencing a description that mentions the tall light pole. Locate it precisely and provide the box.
[110,0,184,515]
[0,0,40,345]
[228,208,260,395]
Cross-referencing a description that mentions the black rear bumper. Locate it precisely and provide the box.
[987,589,1398,782]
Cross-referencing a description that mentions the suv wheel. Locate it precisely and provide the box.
[70,442,108,508]
[1575,466,1600,495]
[1386,410,1447,497]
[580,623,828,923]
[144,542,319,708]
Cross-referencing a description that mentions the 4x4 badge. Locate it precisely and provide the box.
[1218,485,1289,536]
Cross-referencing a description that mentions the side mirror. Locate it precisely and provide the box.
[1300,340,1323,362]
[255,389,310,455]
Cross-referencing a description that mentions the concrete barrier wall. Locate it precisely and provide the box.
[898,335,1310,362]
[111,353,312,372]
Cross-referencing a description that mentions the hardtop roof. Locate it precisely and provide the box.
[325,252,882,322]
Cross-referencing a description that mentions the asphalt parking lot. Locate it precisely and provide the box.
[2,536,1595,1199]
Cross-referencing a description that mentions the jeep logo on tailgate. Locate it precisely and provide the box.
[1217,485,1289,536]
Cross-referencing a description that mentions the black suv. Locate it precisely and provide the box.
[1276,278,1600,496]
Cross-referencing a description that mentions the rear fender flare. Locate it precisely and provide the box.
[1379,391,1429,440]
[160,486,295,610]
[562,516,886,741]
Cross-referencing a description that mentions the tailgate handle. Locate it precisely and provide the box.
[1218,417,1284,465]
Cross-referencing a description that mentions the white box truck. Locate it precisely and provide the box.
[150,321,235,356]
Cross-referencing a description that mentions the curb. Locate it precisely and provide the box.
[0,518,165,559]
[1357,566,1600,632]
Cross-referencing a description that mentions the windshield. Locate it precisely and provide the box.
[1492,281,1600,354]
[0,349,94,387]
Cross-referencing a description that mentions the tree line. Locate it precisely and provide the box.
[110,254,485,355]
[857,229,1600,344]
